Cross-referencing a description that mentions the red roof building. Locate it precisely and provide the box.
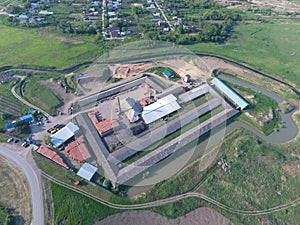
[88,112,119,137]
[37,146,69,169]
[65,136,91,163]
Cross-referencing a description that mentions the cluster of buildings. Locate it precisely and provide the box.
[16,0,53,25]
[82,1,102,25]
[26,72,250,190]
[6,114,34,132]
[104,0,125,39]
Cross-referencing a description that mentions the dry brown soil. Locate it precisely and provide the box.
[0,156,31,225]
[93,207,231,225]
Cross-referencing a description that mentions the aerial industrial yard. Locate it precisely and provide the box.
[23,57,249,189]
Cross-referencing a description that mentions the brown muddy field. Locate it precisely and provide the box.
[93,207,231,225]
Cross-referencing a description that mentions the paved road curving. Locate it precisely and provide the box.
[11,77,51,118]
[0,144,44,225]
[220,75,299,144]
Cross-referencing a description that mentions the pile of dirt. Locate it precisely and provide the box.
[109,63,154,78]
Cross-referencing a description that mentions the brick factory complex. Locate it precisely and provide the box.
[33,70,248,189]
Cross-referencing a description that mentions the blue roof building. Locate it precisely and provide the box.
[211,78,249,110]
[28,109,36,114]
[163,69,175,79]
[20,114,34,123]
[6,123,15,131]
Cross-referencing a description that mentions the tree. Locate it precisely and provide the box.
[103,178,111,188]
[14,121,30,135]
[42,135,51,145]
[1,112,12,120]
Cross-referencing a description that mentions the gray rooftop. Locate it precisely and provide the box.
[178,85,209,103]
[77,163,98,181]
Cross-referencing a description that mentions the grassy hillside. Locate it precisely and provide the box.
[21,78,63,114]
[0,20,98,70]
[0,80,26,130]
[1,18,300,91]
[51,182,121,225]
[188,19,300,88]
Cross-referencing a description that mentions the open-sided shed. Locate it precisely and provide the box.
[142,94,181,124]
[77,163,98,181]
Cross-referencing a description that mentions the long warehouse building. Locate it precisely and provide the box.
[211,77,249,110]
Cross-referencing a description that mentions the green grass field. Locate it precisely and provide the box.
[1,18,299,92]
[51,182,121,225]
[188,20,300,89]
[21,78,63,114]
[0,19,98,70]
[0,204,12,225]
[0,80,26,129]
[197,128,300,224]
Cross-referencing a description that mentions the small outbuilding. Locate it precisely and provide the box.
[77,163,98,181]
[6,123,15,132]
[163,69,175,79]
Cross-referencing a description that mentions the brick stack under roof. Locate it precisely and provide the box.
[65,136,91,163]
[37,146,69,169]
[88,112,119,137]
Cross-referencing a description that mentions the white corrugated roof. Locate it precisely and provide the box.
[65,122,80,134]
[51,122,79,147]
[211,78,249,110]
[77,163,98,181]
[142,94,181,124]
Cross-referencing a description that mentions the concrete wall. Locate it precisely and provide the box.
[78,76,164,108]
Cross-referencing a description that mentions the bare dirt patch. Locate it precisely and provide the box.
[224,0,300,13]
[93,207,230,225]
[45,34,85,44]
[109,63,153,78]
[0,156,31,225]
[109,57,212,81]
[283,163,300,177]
